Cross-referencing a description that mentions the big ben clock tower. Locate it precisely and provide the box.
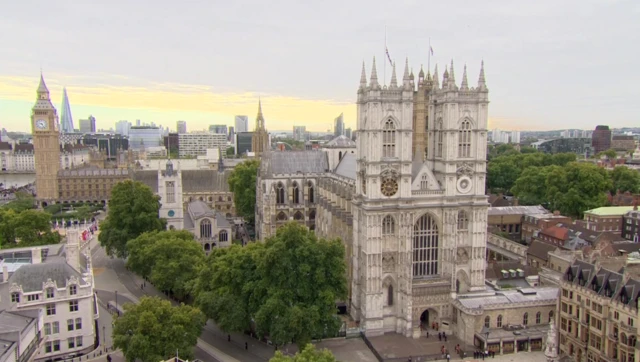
[31,74,61,205]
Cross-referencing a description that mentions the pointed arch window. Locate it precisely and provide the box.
[307,181,315,203]
[200,219,212,238]
[382,120,396,158]
[436,120,443,158]
[457,210,469,231]
[523,312,529,326]
[536,311,541,324]
[484,316,490,328]
[420,174,429,190]
[413,214,439,277]
[497,315,503,328]
[292,182,300,204]
[549,311,554,323]
[458,120,472,158]
[219,230,228,242]
[387,285,394,306]
[276,182,285,204]
[382,215,395,235]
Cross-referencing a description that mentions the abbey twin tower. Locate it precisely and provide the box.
[256,56,490,338]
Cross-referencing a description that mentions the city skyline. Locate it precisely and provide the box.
[1,0,639,132]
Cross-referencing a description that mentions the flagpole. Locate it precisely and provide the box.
[384,26,387,86]
[428,37,431,73]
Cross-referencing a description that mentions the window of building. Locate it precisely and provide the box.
[292,182,300,204]
[523,312,529,325]
[44,323,51,335]
[200,219,212,238]
[76,336,83,348]
[458,120,472,158]
[484,316,490,328]
[382,215,395,235]
[69,285,77,295]
[69,300,79,312]
[53,340,60,352]
[457,211,469,231]
[536,311,541,324]
[165,181,175,203]
[46,303,56,316]
[436,120,443,157]
[277,212,287,221]
[67,319,74,331]
[75,318,82,330]
[307,181,314,203]
[276,182,285,204]
[497,315,503,328]
[382,119,397,158]
[52,321,59,334]
[27,294,40,302]
[45,287,55,299]
[219,230,228,242]
[549,310,554,323]
[413,214,439,277]
[387,285,393,306]
[45,342,52,353]
[68,337,75,349]
[420,174,429,190]
[10,292,19,303]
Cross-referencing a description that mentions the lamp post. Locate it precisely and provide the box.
[481,326,490,354]
[103,325,106,348]
[115,290,118,316]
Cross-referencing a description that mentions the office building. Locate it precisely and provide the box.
[60,87,74,133]
[81,134,129,159]
[592,125,612,154]
[228,126,235,143]
[176,121,187,134]
[234,115,249,133]
[334,113,345,137]
[209,124,228,135]
[345,128,352,139]
[115,120,131,136]
[235,132,253,155]
[129,127,162,150]
[293,126,306,142]
[78,116,96,134]
[178,133,227,158]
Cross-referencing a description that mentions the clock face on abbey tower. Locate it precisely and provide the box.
[31,75,61,203]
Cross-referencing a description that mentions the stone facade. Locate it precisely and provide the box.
[32,75,61,205]
[56,168,129,202]
[252,101,269,157]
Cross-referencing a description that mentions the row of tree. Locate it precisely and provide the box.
[487,150,640,217]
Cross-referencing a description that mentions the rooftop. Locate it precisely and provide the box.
[324,135,356,148]
[488,205,549,216]
[457,287,558,310]
[261,151,329,176]
[584,206,635,216]
[334,152,356,179]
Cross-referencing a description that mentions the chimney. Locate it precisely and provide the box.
[31,248,42,264]
[2,264,8,283]
[65,228,81,273]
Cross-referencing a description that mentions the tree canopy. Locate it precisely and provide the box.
[112,297,205,362]
[1,192,35,212]
[228,159,260,226]
[269,344,337,362]
[98,180,165,258]
[126,230,204,301]
[0,208,60,248]
[609,166,640,194]
[195,222,347,347]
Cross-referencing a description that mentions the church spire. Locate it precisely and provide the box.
[37,73,49,96]
[369,57,379,89]
[402,58,411,89]
[448,60,456,88]
[433,64,439,89]
[390,61,398,88]
[255,98,266,131]
[478,60,487,90]
[360,61,367,89]
[460,64,469,90]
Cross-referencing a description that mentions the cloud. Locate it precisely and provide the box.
[0,74,356,132]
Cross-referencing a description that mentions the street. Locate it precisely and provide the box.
[89,236,277,362]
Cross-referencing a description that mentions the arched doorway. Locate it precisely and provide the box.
[420,308,439,330]
[456,269,470,294]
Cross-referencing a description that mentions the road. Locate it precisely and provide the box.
[89,237,276,362]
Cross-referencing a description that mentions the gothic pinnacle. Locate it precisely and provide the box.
[360,61,367,88]
[461,64,469,90]
[370,57,379,87]
[403,58,410,80]
[37,73,49,93]
[433,64,439,88]
[478,60,486,88]
[449,59,456,85]
[390,61,398,87]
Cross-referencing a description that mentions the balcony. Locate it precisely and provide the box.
[620,322,636,333]
[607,333,619,342]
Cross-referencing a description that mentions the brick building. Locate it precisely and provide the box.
[488,205,549,240]
[580,206,635,233]
[591,125,612,154]
[521,212,573,244]
[622,208,640,242]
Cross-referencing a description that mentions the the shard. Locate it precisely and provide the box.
[60,87,74,133]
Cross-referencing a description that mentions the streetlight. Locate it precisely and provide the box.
[481,326,490,357]
[103,325,106,348]
[115,290,118,316]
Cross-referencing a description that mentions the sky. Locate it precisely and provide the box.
[1,0,639,133]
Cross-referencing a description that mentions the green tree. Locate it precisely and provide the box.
[254,222,347,347]
[544,162,611,217]
[112,297,205,362]
[126,230,203,301]
[0,209,18,246]
[226,146,235,156]
[228,159,260,226]
[511,166,556,206]
[2,192,35,212]
[609,166,640,194]
[195,222,347,347]
[195,243,265,334]
[597,149,618,159]
[269,344,337,362]
[98,180,165,258]
[13,210,59,245]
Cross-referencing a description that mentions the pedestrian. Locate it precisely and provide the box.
[245,342,248,350]
[444,334,447,342]
[446,353,450,362]
[426,331,429,338]
[106,354,112,362]
[408,357,412,362]
[438,333,441,341]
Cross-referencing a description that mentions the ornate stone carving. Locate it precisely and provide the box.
[380,168,399,180]
[456,247,469,264]
[382,252,396,273]
[456,163,474,177]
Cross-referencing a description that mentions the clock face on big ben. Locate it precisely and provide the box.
[35,119,47,130]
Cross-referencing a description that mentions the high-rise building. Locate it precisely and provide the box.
[129,126,162,149]
[209,124,228,135]
[235,132,254,155]
[293,126,306,141]
[252,101,269,157]
[178,133,227,158]
[115,120,131,136]
[345,127,353,139]
[235,115,249,133]
[78,116,96,133]
[31,74,61,205]
[592,125,612,154]
[334,113,345,137]
[176,120,187,134]
[228,126,235,143]
[60,87,74,133]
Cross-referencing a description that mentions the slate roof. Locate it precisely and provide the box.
[487,205,548,216]
[457,287,558,309]
[527,240,558,261]
[187,201,215,219]
[261,151,329,177]
[8,262,86,292]
[324,135,355,148]
[131,169,231,193]
[185,201,232,230]
[334,152,356,179]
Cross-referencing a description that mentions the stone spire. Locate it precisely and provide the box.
[460,64,469,91]
[432,64,439,89]
[369,57,379,89]
[403,58,410,80]
[390,62,398,88]
[544,319,559,362]
[478,60,487,91]
[360,61,367,89]
[255,98,266,131]
[418,65,425,85]
[449,59,456,86]
[37,73,49,95]
[442,65,449,88]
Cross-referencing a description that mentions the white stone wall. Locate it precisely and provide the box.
[158,169,184,230]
